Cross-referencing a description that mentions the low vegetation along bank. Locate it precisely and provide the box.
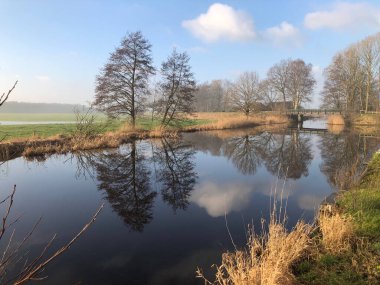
[0,112,289,160]
[198,152,380,285]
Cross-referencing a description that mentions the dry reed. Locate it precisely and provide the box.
[327,123,344,134]
[318,210,354,254]
[197,219,312,285]
[327,114,345,125]
[188,112,289,132]
[353,114,380,126]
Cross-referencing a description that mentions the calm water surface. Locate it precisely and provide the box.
[0,128,379,284]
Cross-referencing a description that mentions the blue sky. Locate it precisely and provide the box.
[1,0,380,106]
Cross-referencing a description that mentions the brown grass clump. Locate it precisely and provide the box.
[353,114,380,126]
[327,114,345,125]
[197,219,312,285]
[327,123,344,134]
[318,209,354,254]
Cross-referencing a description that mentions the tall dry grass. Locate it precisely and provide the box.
[318,209,354,254]
[327,123,344,134]
[353,114,380,126]
[197,219,312,285]
[327,114,345,125]
[188,112,289,132]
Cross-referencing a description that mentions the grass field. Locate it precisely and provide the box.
[0,115,210,141]
[0,121,123,140]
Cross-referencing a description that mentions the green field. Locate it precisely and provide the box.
[0,114,209,140]
[0,121,123,140]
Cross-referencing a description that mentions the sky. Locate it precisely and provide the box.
[1,0,380,107]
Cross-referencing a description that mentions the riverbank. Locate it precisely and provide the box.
[197,151,380,285]
[0,112,289,161]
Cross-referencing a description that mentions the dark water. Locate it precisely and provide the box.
[0,128,379,284]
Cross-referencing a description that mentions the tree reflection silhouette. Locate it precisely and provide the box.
[223,133,269,175]
[319,133,379,189]
[93,141,157,232]
[221,131,312,179]
[153,138,197,212]
[263,131,312,179]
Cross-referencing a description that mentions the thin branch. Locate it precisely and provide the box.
[0,81,18,106]
[14,204,104,285]
[0,185,16,240]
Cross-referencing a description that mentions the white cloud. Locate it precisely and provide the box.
[190,181,252,217]
[263,21,302,47]
[304,2,380,30]
[35,75,50,81]
[182,3,256,43]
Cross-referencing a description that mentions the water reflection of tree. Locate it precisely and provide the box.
[217,131,312,178]
[262,131,312,179]
[319,133,379,189]
[223,133,270,175]
[153,138,197,212]
[93,141,157,232]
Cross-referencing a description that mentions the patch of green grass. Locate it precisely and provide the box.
[0,120,123,140]
[296,255,368,285]
[338,152,380,239]
[296,152,380,285]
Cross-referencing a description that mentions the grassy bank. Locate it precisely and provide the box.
[296,152,380,285]
[0,112,289,161]
[198,152,380,285]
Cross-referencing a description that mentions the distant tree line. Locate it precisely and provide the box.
[193,59,316,116]
[321,32,380,112]
[0,101,88,113]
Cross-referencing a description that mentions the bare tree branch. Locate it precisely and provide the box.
[0,81,18,107]
[13,204,104,285]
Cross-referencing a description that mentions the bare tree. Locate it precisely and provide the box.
[267,60,290,110]
[321,32,380,112]
[94,31,155,128]
[158,49,196,128]
[193,80,229,112]
[321,54,348,109]
[287,59,316,110]
[228,71,261,117]
[321,49,365,111]
[259,79,280,110]
[359,35,380,112]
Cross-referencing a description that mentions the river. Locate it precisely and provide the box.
[0,127,379,284]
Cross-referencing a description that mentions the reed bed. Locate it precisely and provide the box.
[318,210,354,254]
[197,218,312,285]
[353,114,380,126]
[327,114,345,125]
[327,123,344,134]
[187,112,289,132]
